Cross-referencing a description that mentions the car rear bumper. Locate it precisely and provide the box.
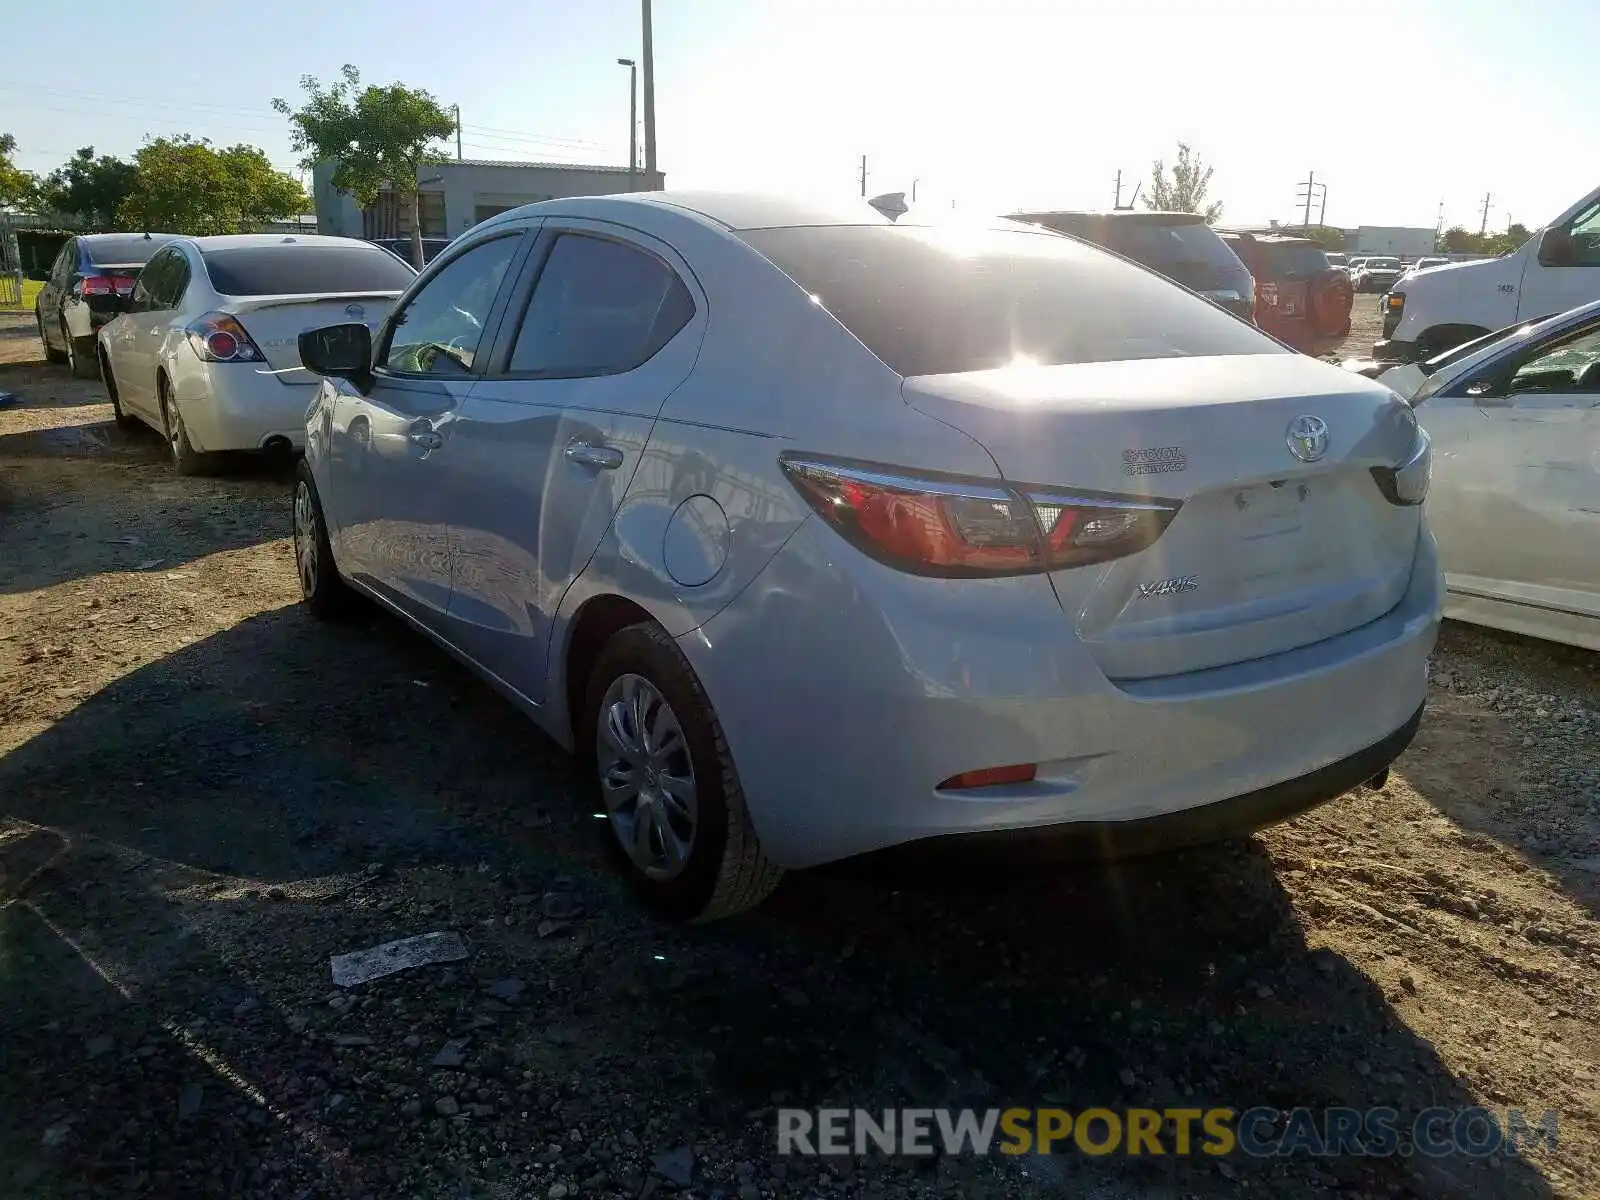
[680,519,1442,870]
[168,358,316,452]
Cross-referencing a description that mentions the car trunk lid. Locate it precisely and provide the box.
[222,293,402,381]
[902,354,1423,680]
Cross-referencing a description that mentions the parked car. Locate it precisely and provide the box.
[1006,209,1256,321]
[97,234,416,473]
[291,192,1441,921]
[368,236,454,266]
[1326,252,1349,269]
[1376,184,1600,363]
[1351,301,1600,649]
[1220,232,1353,355]
[35,232,181,378]
[1354,256,1405,293]
[1346,257,1369,276]
[1409,256,1450,274]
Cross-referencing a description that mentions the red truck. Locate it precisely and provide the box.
[1219,232,1353,356]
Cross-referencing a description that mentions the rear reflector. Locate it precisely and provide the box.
[938,763,1037,790]
[780,454,1179,578]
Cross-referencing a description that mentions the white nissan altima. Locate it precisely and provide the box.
[97,234,416,473]
[290,192,1442,921]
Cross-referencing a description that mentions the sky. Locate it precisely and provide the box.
[4,0,1597,232]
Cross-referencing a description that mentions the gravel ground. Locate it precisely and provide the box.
[1,310,1597,1199]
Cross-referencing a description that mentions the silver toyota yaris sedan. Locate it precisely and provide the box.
[291,192,1442,921]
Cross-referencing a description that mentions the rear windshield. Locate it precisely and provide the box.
[202,245,417,296]
[1104,220,1242,270]
[84,235,171,267]
[740,224,1283,377]
[1261,243,1331,279]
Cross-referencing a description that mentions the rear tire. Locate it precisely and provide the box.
[39,313,66,364]
[101,349,136,430]
[63,322,96,379]
[582,622,783,921]
[160,379,211,476]
[292,461,356,620]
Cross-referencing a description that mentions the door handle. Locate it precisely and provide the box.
[407,421,444,451]
[564,440,625,469]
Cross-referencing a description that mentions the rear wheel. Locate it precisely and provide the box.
[292,461,355,619]
[38,312,66,363]
[62,321,96,379]
[159,378,211,476]
[100,349,136,429]
[583,622,783,921]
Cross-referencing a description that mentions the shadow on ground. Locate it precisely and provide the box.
[0,605,1558,1197]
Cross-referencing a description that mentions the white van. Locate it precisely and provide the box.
[1374,184,1600,362]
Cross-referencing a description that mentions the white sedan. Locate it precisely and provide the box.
[1366,301,1600,649]
[97,234,415,473]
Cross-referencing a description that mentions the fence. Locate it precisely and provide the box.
[0,218,22,308]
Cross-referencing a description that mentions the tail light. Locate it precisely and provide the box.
[1371,428,1431,506]
[938,763,1037,790]
[185,312,265,363]
[80,275,136,296]
[779,455,1179,578]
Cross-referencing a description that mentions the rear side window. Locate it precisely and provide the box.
[202,245,417,296]
[1106,221,1242,270]
[741,224,1283,377]
[84,235,171,267]
[508,234,694,377]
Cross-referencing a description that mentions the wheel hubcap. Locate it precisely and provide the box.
[292,481,319,598]
[596,674,697,881]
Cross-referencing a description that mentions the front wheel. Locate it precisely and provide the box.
[584,623,783,921]
[100,349,136,429]
[291,461,355,619]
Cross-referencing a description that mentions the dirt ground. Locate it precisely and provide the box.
[1,307,1597,1200]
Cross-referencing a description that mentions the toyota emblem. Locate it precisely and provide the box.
[1285,414,1330,463]
[344,303,366,319]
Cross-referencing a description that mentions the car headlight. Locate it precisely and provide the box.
[1371,426,1431,505]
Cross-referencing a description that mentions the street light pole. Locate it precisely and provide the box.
[641,0,657,176]
[617,58,638,191]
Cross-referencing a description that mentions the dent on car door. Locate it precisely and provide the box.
[327,229,529,629]
[441,225,704,704]
[1429,322,1600,616]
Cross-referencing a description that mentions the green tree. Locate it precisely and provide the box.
[1303,226,1345,251]
[117,136,307,235]
[273,65,457,268]
[1144,142,1223,222]
[0,134,40,210]
[38,147,139,226]
[1439,225,1475,253]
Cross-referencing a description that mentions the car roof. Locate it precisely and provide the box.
[1010,209,1207,225]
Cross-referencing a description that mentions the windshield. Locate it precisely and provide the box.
[202,245,417,296]
[1262,243,1331,280]
[740,224,1283,377]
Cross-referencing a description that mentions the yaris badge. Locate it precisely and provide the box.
[1285,414,1330,463]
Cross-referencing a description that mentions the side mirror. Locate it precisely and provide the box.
[1537,227,1575,267]
[299,322,372,387]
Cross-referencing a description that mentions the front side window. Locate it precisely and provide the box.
[1564,201,1600,266]
[381,234,522,376]
[1509,323,1600,392]
[741,224,1283,377]
[508,234,694,377]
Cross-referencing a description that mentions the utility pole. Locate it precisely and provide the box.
[858,155,868,197]
[641,0,657,176]
[1435,198,1445,238]
[452,104,462,161]
[1113,169,1123,209]
[911,178,919,202]
[1479,192,1493,236]
[1295,172,1325,231]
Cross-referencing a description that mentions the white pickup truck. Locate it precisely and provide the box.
[1374,183,1600,362]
